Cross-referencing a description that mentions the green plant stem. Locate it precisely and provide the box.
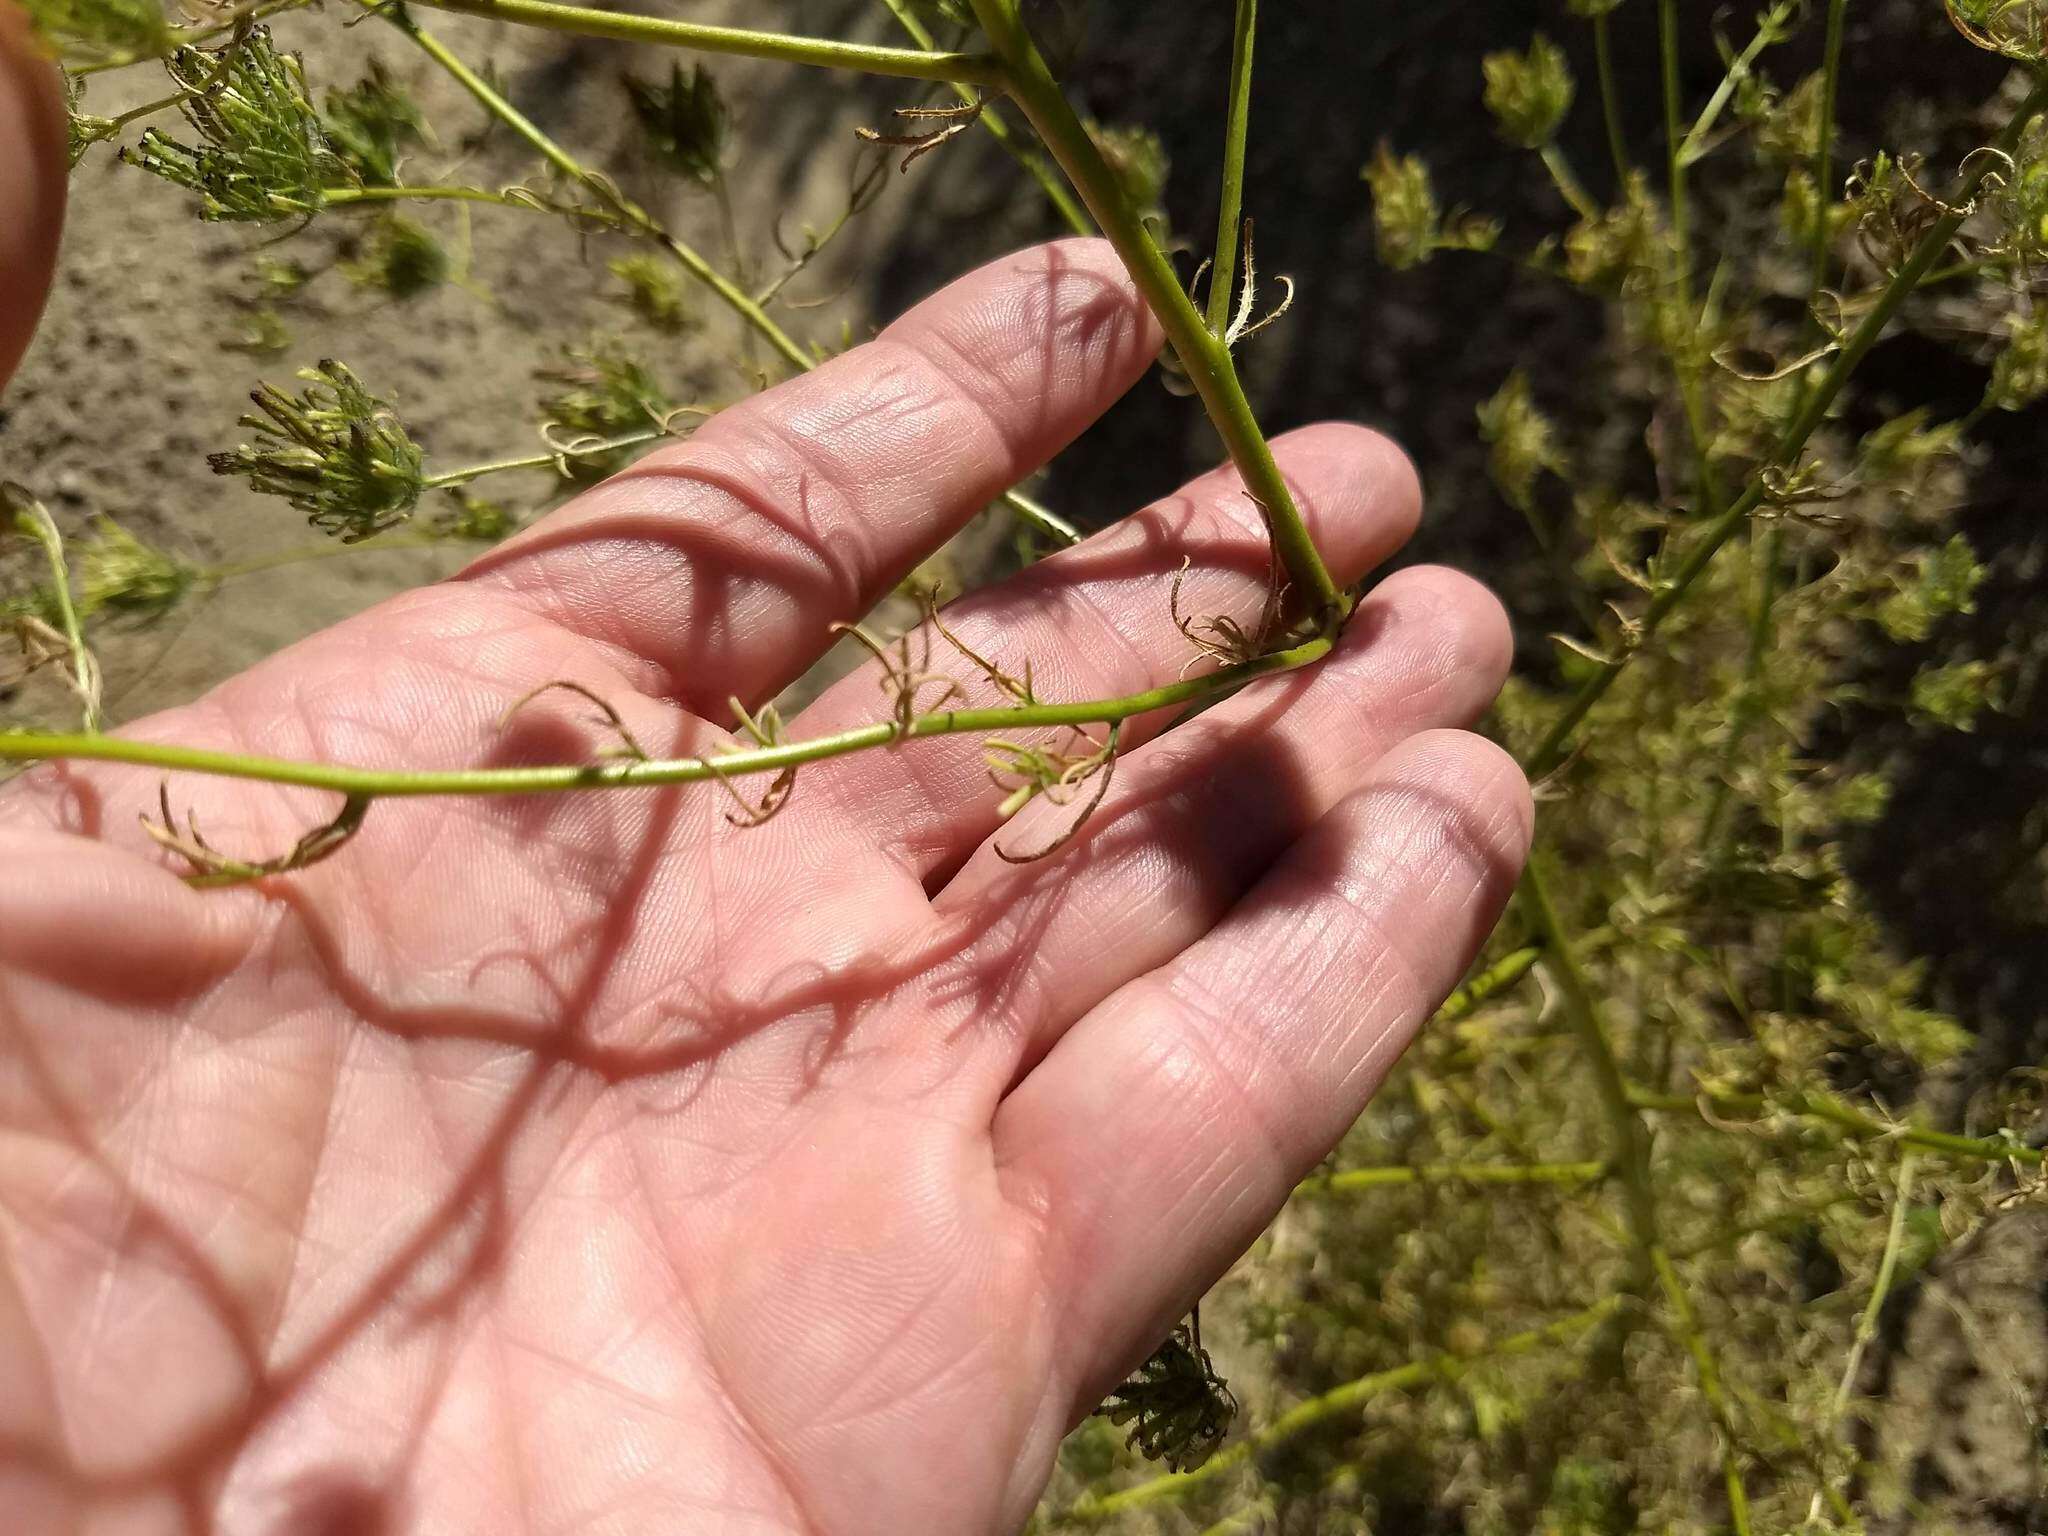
[965,0,1343,619]
[1518,862,1659,1263]
[407,0,1002,84]
[1674,0,1801,169]
[1538,144,1600,221]
[1810,1150,1916,1521]
[1437,943,1543,1022]
[389,11,815,377]
[11,501,99,733]
[875,0,1093,237]
[1294,1160,1606,1198]
[0,631,1333,798]
[1627,1084,2043,1165]
[419,428,672,488]
[1064,1297,1624,1522]
[1656,0,1728,520]
[1207,0,1257,337]
[1592,11,1630,187]
[322,183,524,209]
[1650,1248,1754,1536]
[201,532,449,582]
[1519,71,2048,782]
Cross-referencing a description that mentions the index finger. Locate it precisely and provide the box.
[0,3,67,394]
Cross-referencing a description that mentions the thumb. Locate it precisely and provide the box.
[0,3,67,396]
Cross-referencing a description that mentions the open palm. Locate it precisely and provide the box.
[0,36,1528,1527]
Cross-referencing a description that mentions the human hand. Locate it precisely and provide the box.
[0,32,1528,1535]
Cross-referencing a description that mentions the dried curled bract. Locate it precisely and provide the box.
[144,786,370,889]
[1094,1313,1238,1472]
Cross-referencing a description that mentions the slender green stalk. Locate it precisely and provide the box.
[965,0,1343,618]
[1207,0,1257,337]
[1651,1248,1754,1536]
[1294,1160,1606,1198]
[1628,1085,2042,1165]
[1518,862,1659,1264]
[1539,144,1600,222]
[1437,943,1543,1022]
[322,184,525,209]
[1674,0,1802,168]
[1064,1297,1623,1521]
[1809,1151,1916,1521]
[1656,0,1728,520]
[203,533,447,582]
[876,0,1093,236]
[407,0,1004,84]
[0,632,1333,798]
[1592,11,1630,187]
[388,11,816,379]
[10,499,99,732]
[419,429,672,488]
[1525,860,1754,1528]
[1520,72,2048,782]
[68,0,315,76]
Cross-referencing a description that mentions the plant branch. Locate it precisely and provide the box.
[1437,943,1543,1022]
[1519,72,2048,782]
[0,631,1333,799]
[1592,11,1630,187]
[875,0,1092,236]
[1294,1160,1606,1198]
[1628,1084,2043,1165]
[964,0,1342,618]
[406,0,1005,84]
[1207,0,1256,337]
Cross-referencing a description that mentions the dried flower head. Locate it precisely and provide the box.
[22,0,172,70]
[1094,1317,1238,1472]
[345,214,450,300]
[1478,370,1570,514]
[76,518,194,620]
[321,60,427,188]
[1482,34,1575,149]
[1362,143,1500,271]
[609,254,694,334]
[123,28,351,224]
[624,63,729,185]
[1986,307,2048,412]
[208,360,426,541]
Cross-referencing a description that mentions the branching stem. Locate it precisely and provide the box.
[964,0,1343,617]
[1207,0,1257,337]
[0,632,1334,799]
[406,0,1005,84]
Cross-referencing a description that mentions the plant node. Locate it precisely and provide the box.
[856,97,986,171]
[987,720,1118,864]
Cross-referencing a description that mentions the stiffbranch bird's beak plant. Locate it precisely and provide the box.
[7,0,2048,1525]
